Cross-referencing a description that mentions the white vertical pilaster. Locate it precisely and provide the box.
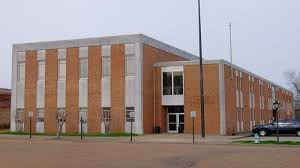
[135,42,143,134]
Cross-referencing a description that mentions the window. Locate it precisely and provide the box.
[125,44,136,76]
[102,45,111,77]
[126,107,135,122]
[58,60,66,80]
[38,61,45,80]
[173,72,183,95]
[102,107,111,122]
[236,90,240,108]
[126,57,136,76]
[15,109,24,121]
[240,91,243,108]
[37,109,44,122]
[80,59,88,78]
[17,63,25,81]
[79,108,88,122]
[163,72,172,95]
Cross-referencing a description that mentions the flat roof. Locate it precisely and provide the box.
[154,59,293,94]
[0,88,11,94]
[13,34,198,61]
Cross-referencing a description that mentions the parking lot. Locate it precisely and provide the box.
[0,135,299,168]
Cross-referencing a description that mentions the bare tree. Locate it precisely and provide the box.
[284,71,300,99]
[56,111,66,139]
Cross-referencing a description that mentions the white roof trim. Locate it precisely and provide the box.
[13,34,198,61]
[153,59,293,94]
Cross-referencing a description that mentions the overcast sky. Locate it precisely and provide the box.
[0,0,299,90]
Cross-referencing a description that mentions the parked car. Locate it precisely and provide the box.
[252,120,300,136]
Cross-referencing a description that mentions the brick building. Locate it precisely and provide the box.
[0,88,10,129]
[10,34,294,135]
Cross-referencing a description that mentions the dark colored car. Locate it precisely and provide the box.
[252,120,300,136]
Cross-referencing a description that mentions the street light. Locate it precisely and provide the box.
[130,112,135,143]
[197,0,205,138]
[272,100,280,143]
[191,111,196,144]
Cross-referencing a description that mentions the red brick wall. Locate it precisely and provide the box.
[143,44,186,134]
[88,46,102,133]
[44,49,58,133]
[0,93,10,128]
[110,44,125,132]
[224,64,294,135]
[66,48,79,133]
[184,64,220,135]
[24,50,38,132]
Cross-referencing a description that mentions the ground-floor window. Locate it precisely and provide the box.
[102,107,111,133]
[15,109,24,132]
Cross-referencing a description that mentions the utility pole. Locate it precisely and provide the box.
[197,0,205,138]
[229,22,233,79]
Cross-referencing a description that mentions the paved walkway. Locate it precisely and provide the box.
[0,137,299,168]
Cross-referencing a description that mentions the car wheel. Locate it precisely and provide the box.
[259,130,267,136]
[296,130,300,137]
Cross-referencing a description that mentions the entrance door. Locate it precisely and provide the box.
[168,113,184,133]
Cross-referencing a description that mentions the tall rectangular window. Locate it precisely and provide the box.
[38,61,45,80]
[163,71,183,95]
[236,90,240,108]
[173,72,183,95]
[125,44,136,76]
[58,60,66,80]
[37,109,44,122]
[102,107,111,122]
[163,72,172,95]
[79,58,88,78]
[17,63,25,81]
[102,45,111,77]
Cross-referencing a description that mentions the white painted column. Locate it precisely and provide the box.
[135,42,143,134]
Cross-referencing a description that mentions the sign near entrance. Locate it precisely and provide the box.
[190,111,196,119]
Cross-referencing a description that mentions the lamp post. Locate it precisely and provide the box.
[80,116,83,140]
[191,111,196,144]
[28,112,33,140]
[130,112,135,143]
[272,100,280,143]
[197,0,205,138]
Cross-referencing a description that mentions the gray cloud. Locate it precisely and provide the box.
[0,0,299,90]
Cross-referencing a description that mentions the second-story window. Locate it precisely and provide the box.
[58,60,66,80]
[163,72,172,95]
[125,44,136,76]
[38,61,45,80]
[79,58,88,78]
[163,71,183,95]
[173,72,183,95]
[102,45,111,77]
[17,62,25,81]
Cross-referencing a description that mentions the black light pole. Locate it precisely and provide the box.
[276,107,279,143]
[29,116,32,139]
[80,116,83,140]
[28,112,33,140]
[197,0,205,138]
[192,117,195,144]
[130,117,133,143]
[273,100,280,143]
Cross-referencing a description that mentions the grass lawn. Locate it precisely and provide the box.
[233,140,300,145]
[0,131,138,137]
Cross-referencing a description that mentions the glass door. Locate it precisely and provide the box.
[168,114,178,133]
[168,113,184,133]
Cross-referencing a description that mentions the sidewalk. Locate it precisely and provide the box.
[0,133,299,144]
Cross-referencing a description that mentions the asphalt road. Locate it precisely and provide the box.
[0,138,299,168]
